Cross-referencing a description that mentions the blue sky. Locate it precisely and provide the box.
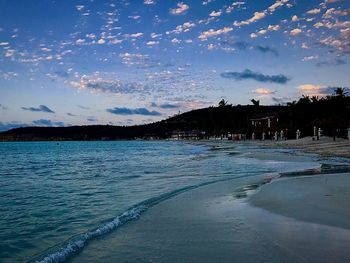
[0,0,349,130]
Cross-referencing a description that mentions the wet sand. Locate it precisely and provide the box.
[70,140,350,263]
[72,172,350,263]
[250,173,350,230]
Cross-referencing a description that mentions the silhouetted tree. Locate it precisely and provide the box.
[311,96,319,103]
[218,99,228,107]
[297,95,311,105]
[251,99,260,106]
[334,87,347,98]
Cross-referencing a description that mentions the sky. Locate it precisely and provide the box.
[0,0,349,130]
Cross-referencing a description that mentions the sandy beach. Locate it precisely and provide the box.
[72,173,350,263]
[251,173,350,230]
[263,136,350,158]
[70,139,350,263]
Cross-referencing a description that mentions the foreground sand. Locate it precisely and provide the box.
[72,172,350,263]
[251,173,350,230]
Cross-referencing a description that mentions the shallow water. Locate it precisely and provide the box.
[0,141,322,262]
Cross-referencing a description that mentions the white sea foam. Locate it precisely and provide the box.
[33,181,224,263]
[36,205,147,263]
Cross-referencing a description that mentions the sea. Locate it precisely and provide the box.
[0,140,334,262]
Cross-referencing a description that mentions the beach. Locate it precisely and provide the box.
[1,139,349,262]
[70,138,350,263]
[265,136,350,158]
[72,173,350,263]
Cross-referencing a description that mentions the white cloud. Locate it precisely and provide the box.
[209,10,222,17]
[298,84,322,91]
[198,27,233,40]
[258,29,267,35]
[268,0,289,13]
[75,5,84,11]
[150,33,162,39]
[170,2,189,15]
[86,33,96,39]
[225,2,245,13]
[319,34,350,52]
[146,41,159,46]
[322,8,349,19]
[306,8,321,15]
[119,53,159,68]
[313,21,350,29]
[268,24,281,31]
[41,47,51,52]
[234,11,266,26]
[171,38,181,44]
[313,22,324,28]
[290,28,302,36]
[130,33,144,38]
[129,15,141,20]
[297,84,329,96]
[234,1,288,27]
[97,39,106,45]
[253,88,275,95]
[169,22,196,34]
[207,43,215,50]
[76,39,86,45]
[301,42,310,49]
[70,75,145,96]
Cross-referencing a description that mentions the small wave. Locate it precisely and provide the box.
[33,206,146,263]
[30,178,235,263]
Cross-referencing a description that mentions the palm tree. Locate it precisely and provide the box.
[334,87,347,98]
[251,99,260,106]
[218,99,228,107]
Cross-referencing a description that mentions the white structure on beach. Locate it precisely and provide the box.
[296,129,301,140]
[318,128,322,139]
[313,126,317,139]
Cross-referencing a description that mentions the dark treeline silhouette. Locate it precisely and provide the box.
[0,89,349,141]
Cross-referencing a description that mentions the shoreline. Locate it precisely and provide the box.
[71,172,350,263]
[70,141,350,263]
[244,136,350,158]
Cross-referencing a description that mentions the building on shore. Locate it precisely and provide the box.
[171,130,206,140]
[250,115,280,140]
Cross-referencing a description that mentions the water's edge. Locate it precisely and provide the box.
[30,176,250,263]
[26,142,350,263]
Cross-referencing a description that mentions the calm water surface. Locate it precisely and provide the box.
[0,141,321,262]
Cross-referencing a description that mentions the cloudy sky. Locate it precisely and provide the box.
[0,0,349,130]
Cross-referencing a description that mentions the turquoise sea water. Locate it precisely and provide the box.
[0,141,322,262]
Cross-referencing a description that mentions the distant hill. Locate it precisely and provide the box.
[1,93,349,141]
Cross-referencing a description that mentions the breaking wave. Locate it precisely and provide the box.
[31,179,233,263]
